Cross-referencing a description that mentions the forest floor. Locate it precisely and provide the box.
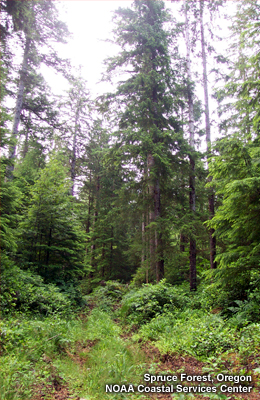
[30,299,260,400]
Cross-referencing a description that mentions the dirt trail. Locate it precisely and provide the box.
[32,305,260,400]
[142,343,260,400]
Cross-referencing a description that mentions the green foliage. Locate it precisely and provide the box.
[18,158,87,282]
[139,310,236,359]
[120,280,197,324]
[207,137,260,299]
[86,281,128,312]
[0,163,22,257]
[208,0,260,300]
[1,262,71,315]
[85,309,122,340]
[99,0,191,282]
[55,310,147,399]
[228,289,260,327]
[0,314,92,399]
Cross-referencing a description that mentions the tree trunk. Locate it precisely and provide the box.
[154,179,164,282]
[185,0,197,291]
[147,153,156,281]
[141,211,148,281]
[146,211,149,283]
[71,104,80,196]
[199,0,217,269]
[86,173,92,236]
[22,111,32,158]
[7,37,31,178]
[46,227,52,266]
[90,175,100,274]
[180,233,188,252]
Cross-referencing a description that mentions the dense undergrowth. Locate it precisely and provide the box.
[1,280,260,399]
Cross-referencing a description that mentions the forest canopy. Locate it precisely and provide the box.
[1,0,260,398]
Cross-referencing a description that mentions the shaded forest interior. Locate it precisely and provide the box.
[1,0,260,399]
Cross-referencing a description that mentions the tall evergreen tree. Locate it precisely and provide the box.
[208,0,260,298]
[183,0,197,290]
[18,158,86,282]
[101,0,184,282]
[199,0,217,269]
[57,73,92,196]
[4,0,70,178]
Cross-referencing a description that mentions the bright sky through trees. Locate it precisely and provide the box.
[41,0,237,147]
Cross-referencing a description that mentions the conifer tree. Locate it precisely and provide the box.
[4,0,69,178]
[18,158,86,282]
[199,0,217,269]
[184,0,197,291]
[57,74,92,196]
[208,0,260,298]
[101,0,184,282]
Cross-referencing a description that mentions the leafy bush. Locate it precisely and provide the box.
[137,309,237,359]
[120,280,196,325]
[228,289,260,328]
[1,263,71,315]
[85,281,128,313]
[238,323,260,360]
[54,279,85,308]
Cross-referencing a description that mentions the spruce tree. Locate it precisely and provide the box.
[208,0,260,298]
[101,0,184,282]
[18,158,86,282]
[57,74,92,196]
[4,0,69,178]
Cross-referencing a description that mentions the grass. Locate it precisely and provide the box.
[55,309,148,399]
[2,282,260,400]
[0,315,85,399]
[0,309,149,400]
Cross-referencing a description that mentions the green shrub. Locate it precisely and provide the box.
[238,323,260,360]
[84,281,128,313]
[120,280,194,325]
[54,279,85,308]
[228,289,260,328]
[1,263,71,315]
[137,309,237,359]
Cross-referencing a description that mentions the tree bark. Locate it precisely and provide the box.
[71,104,80,196]
[141,211,148,281]
[199,0,217,269]
[180,233,188,252]
[7,37,31,178]
[147,153,156,280]
[46,227,52,266]
[185,0,197,291]
[90,175,100,275]
[154,179,164,282]
[22,112,32,158]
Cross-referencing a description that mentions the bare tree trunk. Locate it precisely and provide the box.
[154,179,164,282]
[86,173,92,236]
[180,233,188,252]
[46,227,52,266]
[199,0,217,269]
[141,212,146,278]
[185,0,196,291]
[7,37,31,178]
[147,153,156,280]
[71,105,80,196]
[90,175,100,275]
[146,211,149,283]
[22,112,32,158]
[147,154,164,282]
